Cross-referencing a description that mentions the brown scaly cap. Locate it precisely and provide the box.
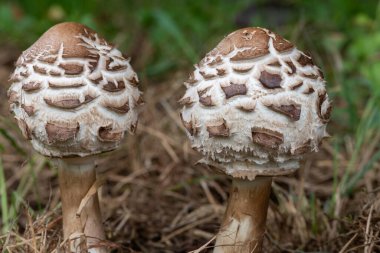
[8,22,142,158]
[180,27,331,179]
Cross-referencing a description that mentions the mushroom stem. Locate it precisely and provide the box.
[56,157,107,253]
[213,177,272,253]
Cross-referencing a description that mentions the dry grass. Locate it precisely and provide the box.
[0,45,379,253]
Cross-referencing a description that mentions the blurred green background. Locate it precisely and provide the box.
[0,0,380,243]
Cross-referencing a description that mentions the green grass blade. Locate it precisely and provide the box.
[344,148,380,195]
[0,128,26,156]
[0,157,9,234]
[152,9,198,63]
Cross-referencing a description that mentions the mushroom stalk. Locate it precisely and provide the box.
[56,157,106,253]
[214,177,272,253]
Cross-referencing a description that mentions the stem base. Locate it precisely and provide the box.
[214,177,272,253]
[56,157,107,253]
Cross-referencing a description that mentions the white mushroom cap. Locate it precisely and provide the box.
[8,22,143,157]
[180,27,331,180]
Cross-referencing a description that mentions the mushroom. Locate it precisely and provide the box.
[179,27,331,252]
[8,22,142,252]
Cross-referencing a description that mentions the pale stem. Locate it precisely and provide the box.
[55,157,107,253]
[213,177,272,253]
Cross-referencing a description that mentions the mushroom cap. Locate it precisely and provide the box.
[8,22,142,157]
[180,27,331,180]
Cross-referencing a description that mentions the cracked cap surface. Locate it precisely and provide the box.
[180,27,331,180]
[8,22,143,157]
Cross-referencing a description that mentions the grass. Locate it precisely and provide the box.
[0,0,380,252]
[0,157,9,234]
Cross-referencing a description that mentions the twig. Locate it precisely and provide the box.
[187,235,216,253]
[338,233,358,253]
[364,204,374,253]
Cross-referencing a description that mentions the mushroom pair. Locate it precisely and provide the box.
[8,22,142,252]
[180,27,331,252]
[8,23,331,253]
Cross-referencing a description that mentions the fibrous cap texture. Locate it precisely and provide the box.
[8,22,142,157]
[180,27,331,180]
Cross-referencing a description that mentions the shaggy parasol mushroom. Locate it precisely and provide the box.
[8,22,142,252]
[179,27,331,252]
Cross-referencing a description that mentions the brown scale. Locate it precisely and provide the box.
[207,119,229,137]
[323,105,332,123]
[20,71,29,78]
[109,65,127,71]
[180,113,198,136]
[302,73,319,80]
[268,61,281,67]
[7,90,19,104]
[199,71,216,79]
[105,100,130,114]
[135,95,144,106]
[198,86,214,106]
[90,77,103,84]
[45,122,79,143]
[178,96,194,107]
[272,36,294,52]
[87,33,99,43]
[17,119,32,140]
[22,81,41,92]
[199,56,211,66]
[49,70,61,76]
[199,96,213,106]
[266,103,301,121]
[221,83,247,99]
[59,63,84,75]
[230,48,269,61]
[103,81,125,92]
[44,95,95,109]
[186,72,198,85]
[285,61,296,74]
[33,65,47,75]
[208,56,223,66]
[318,69,324,79]
[216,68,227,76]
[98,125,123,142]
[320,105,332,124]
[38,56,57,64]
[128,76,139,86]
[198,86,211,96]
[316,90,331,123]
[297,54,314,67]
[259,71,282,89]
[16,57,32,66]
[9,75,21,83]
[105,58,127,71]
[303,86,315,94]
[293,140,311,155]
[88,59,98,72]
[290,81,303,90]
[236,101,256,112]
[48,81,84,88]
[251,127,284,149]
[21,104,35,116]
[130,120,138,134]
[115,54,127,61]
[232,67,252,73]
